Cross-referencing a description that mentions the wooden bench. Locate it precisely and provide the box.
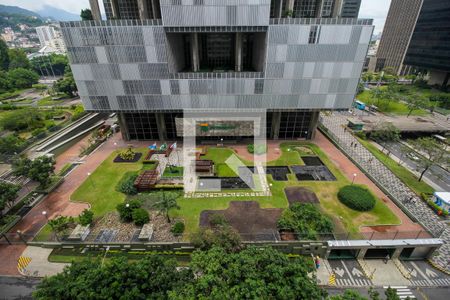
[138,224,154,241]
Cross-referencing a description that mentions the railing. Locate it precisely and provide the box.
[270,18,373,25]
[60,19,163,28]
[171,72,264,79]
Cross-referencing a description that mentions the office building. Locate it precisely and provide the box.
[373,0,423,75]
[404,0,450,87]
[36,25,66,52]
[60,0,372,141]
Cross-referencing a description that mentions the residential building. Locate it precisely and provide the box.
[373,0,423,75]
[60,0,372,141]
[404,0,450,87]
[36,25,66,52]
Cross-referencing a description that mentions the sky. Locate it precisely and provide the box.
[1,0,391,34]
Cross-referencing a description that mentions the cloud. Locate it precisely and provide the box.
[0,0,95,15]
[359,0,391,34]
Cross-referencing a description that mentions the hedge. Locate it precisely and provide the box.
[115,171,139,195]
[337,185,376,211]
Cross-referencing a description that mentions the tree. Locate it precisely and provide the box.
[33,256,193,299]
[78,209,94,226]
[369,122,400,151]
[0,38,9,71]
[30,54,68,76]
[172,247,326,299]
[404,94,427,117]
[385,287,401,300]
[0,135,27,155]
[80,9,93,21]
[191,223,242,253]
[369,88,385,106]
[0,108,44,132]
[53,66,77,97]
[8,49,30,70]
[48,216,72,241]
[13,155,56,187]
[153,191,180,223]
[409,137,448,181]
[0,70,11,93]
[0,182,20,217]
[330,289,368,300]
[7,68,39,89]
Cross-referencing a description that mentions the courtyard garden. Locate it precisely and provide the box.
[31,140,405,243]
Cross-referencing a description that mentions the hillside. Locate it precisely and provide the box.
[0,4,41,18]
[36,5,80,22]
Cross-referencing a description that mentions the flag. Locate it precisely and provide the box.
[149,143,157,150]
[160,143,167,150]
[170,142,177,149]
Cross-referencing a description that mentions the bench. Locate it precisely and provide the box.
[138,223,154,241]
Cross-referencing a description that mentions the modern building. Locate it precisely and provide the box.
[404,0,450,87]
[36,25,67,53]
[373,0,423,75]
[61,0,372,141]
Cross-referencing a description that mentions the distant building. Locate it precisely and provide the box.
[35,25,66,53]
[404,0,450,87]
[374,0,423,75]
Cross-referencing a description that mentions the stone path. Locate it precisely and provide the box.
[320,112,450,273]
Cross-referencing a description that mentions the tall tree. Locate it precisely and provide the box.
[8,49,30,70]
[80,9,93,21]
[409,137,448,181]
[0,182,20,217]
[13,155,56,187]
[152,191,180,223]
[7,68,39,89]
[405,94,427,117]
[53,66,77,97]
[34,256,193,299]
[0,38,9,71]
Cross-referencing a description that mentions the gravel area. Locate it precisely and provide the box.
[149,211,183,242]
[87,212,139,242]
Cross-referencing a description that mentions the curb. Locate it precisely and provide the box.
[428,259,450,276]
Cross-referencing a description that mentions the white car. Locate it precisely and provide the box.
[407,152,420,161]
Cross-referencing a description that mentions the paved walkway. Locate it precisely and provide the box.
[0,133,139,275]
[320,112,450,272]
[20,246,68,277]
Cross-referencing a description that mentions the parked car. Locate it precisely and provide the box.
[407,152,420,161]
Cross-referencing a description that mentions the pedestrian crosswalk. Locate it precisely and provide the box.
[335,278,372,286]
[383,286,415,299]
[17,256,31,273]
[411,278,450,286]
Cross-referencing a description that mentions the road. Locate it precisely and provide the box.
[0,276,40,300]
[382,141,450,192]
[325,286,450,299]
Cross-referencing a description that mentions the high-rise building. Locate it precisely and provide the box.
[61,0,372,141]
[404,0,450,87]
[36,26,57,46]
[373,0,423,75]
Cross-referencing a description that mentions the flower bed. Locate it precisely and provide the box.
[113,152,142,163]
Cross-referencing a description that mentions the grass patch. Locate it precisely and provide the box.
[357,137,434,195]
[357,90,428,116]
[163,166,184,177]
[71,148,147,217]
[38,96,65,106]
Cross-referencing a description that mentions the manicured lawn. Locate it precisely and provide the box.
[38,96,65,106]
[70,148,148,217]
[163,166,184,177]
[357,137,434,196]
[173,142,400,237]
[202,148,252,177]
[357,90,428,116]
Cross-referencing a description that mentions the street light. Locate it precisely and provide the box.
[42,211,48,220]
[352,173,357,184]
[87,172,95,188]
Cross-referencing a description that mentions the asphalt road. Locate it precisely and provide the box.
[0,276,40,300]
[383,141,450,192]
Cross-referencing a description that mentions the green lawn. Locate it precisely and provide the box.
[173,142,400,237]
[38,96,65,106]
[163,166,184,177]
[357,137,434,196]
[357,90,428,116]
[70,148,148,216]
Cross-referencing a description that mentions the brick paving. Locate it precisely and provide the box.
[320,112,450,273]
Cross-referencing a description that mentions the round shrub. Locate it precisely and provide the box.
[337,185,376,211]
[116,199,142,222]
[170,221,185,236]
[132,208,150,226]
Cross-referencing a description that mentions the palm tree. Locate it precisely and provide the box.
[153,191,180,223]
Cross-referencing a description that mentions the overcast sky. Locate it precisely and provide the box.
[1,0,391,34]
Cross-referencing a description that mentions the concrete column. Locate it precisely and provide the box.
[286,0,295,14]
[391,248,403,259]
[332,0,343,17]
[357,248,367,259]
[315,0,324,18]
[89,0,102,21]
[235,33,243,72]
[274,0,283,18]
[307,111,320,140]
[191,33,200,72]
[151,0,161,19]
[137,0,149,20]
[271,112,281,140]
[118,113,130,141]
[155,113,167,141]
[111,0,120,19]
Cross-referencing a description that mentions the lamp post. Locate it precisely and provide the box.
[42,210,48,220]
[352,173,357,185]
[87,172,95,189]
[17,230,26,243]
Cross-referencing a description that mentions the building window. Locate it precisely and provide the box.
[308,26,320,44]
[124,113,159,140]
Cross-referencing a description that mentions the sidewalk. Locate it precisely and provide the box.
[20,246,68,277]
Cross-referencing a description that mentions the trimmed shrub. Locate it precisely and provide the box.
[116,199,142,222]
[247,144,267,155]
[337,185,376,211]
[132,208,150,226]
[115,171,138,195]
[78,209,94,226]
[170,221,185,236]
